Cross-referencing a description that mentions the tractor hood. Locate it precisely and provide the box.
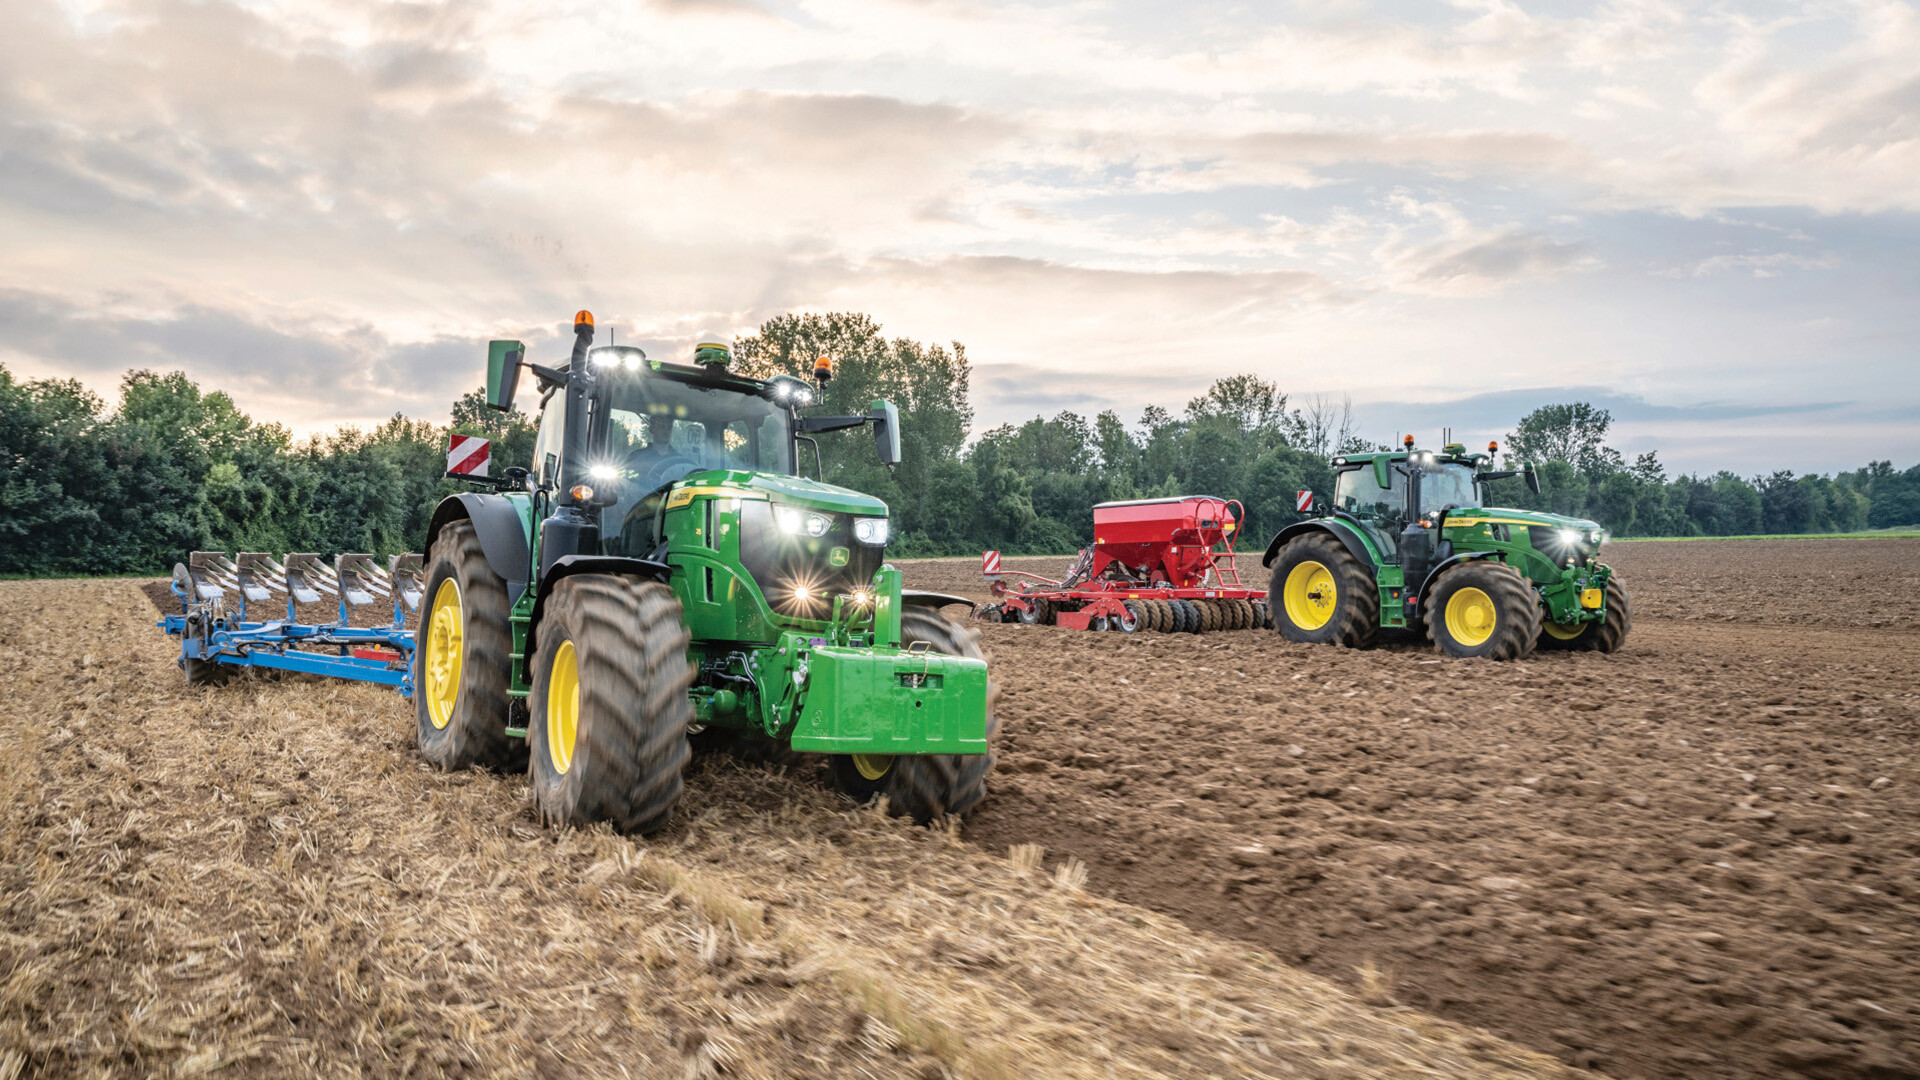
[672,469,888,517]
[1446,506,1603,535]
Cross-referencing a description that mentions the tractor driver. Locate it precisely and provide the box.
[621,412,696,492]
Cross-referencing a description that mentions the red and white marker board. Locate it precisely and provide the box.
[1296,490,1313,512]
[982,550,1001,577]
[447,434,491,478]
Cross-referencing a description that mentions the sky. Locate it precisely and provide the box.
[1,0,1916,475]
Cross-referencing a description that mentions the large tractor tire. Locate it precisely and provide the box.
[1270,534,1378,648]
[528,575,695,834]
[830,608,998,824]
[1425,560,1541,661]
[1014,598,1053,626]
[1538,576,1632,653]
[415,520,518,771]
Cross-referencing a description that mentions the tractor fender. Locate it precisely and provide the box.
[1415,551,1502,604]
[901,589,976,613]
[524,555,675,668]
[427,493,532,606]
[1261,520,1375,570]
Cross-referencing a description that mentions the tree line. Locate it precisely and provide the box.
[4,313,1916,576]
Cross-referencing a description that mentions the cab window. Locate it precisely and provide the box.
[1335,463,1406,524]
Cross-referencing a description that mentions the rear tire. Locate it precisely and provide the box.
[833,608,999,824]
[181,610,231,687]
[1425,560,1540,661]
[415,520,517,771]
[1270,534,1378,648]
[528,576,695,834]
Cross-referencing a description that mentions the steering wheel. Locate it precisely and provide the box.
[628,452,700,492]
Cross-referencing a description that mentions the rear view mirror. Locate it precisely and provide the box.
[487,340,525,413]
[1372,456,1393,489]
[1525,464,1542,495]
[870,399,902,466]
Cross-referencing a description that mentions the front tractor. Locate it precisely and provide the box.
[417,313,997,831]
[159,310,995,835]
[1262,439,1630,660]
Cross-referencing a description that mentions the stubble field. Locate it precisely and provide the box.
[1,537,1914,1079]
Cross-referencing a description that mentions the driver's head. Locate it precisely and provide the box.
[648,414,674,448]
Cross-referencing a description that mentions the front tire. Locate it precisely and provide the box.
[415,520,517,771]
[528,575,695,834]
[1270,534,1378,647]
[1539,576,1631,653]
[1425,560,1540,660]
[831,608,998,824]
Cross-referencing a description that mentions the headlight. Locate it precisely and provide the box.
[1557,528,1582,546]
[853,517,889,545]
[775,506,832,537]
[1587,528,1605,544]
[588,464,619,481]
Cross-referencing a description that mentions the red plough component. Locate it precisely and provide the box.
[982,496,1271,633]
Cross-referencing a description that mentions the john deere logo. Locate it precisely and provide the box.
[829,547,849,567]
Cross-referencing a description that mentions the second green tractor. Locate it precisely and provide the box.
[1263,440,1630,660]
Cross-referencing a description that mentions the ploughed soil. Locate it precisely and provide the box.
[4,580,1577,1079]
[903,539,1920,1080]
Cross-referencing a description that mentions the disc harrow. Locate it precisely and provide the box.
[980,496,1271,633]
[159,550,426,690]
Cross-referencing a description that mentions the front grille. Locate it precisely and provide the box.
[737,502,885,622]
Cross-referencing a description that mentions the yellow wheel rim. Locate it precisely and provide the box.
[851,754,893,781]
[1283,560,1337,631]
[1543,620,1588,641]
[546,640,581,775]
[1445,587,1498,648]
[423,578,463,730]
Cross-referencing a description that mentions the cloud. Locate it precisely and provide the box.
[0,0,1914,474]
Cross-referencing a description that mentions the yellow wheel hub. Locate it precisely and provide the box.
[851,754,893,781]
[1283,560,1337,631]
[1543,620,1589,641]
[546,640,582,775]
[423,578,464,730]
[1445,587,1498,647]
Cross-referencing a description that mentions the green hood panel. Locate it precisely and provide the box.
[1446,507,1600,532]
[674,469,888,515]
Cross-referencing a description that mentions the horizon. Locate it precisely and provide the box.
[2,0,1915,477]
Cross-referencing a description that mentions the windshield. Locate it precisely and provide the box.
[595,368,794,557]
[1418,462,1482,515]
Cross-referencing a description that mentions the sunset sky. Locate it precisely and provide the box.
[3,0,1916,473]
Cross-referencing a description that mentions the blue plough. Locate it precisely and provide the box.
[159,551,423,694]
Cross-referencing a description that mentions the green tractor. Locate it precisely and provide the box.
[418,311,994,832]
[1262,438,1629,660]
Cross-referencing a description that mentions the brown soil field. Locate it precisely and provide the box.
[2,580,1581,1079]
[921,538,1920,1080]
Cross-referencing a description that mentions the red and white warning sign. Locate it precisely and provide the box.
[982,550,1001,577]
[447,434,491,477]
[1296,490,1313,512]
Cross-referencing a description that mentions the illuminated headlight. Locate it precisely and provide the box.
[1587,528,1605,544]
[853,517,889,545]
[792,585,812,601]
[1557,528,1582,546]
[851,589,873,606]
[793,388,812,405]
[588,464,619,481]
[775,506,833,537]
